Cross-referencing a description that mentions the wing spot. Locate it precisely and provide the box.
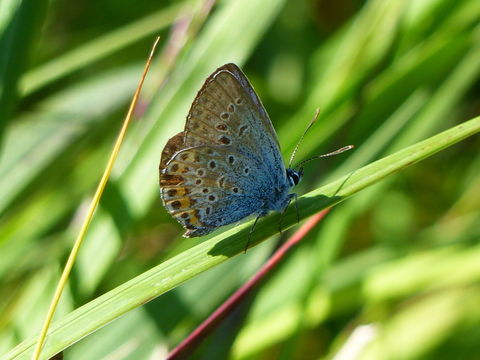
[244,167,250,174]
[160,174,184,186]
[216,123,228,131]
[228,155,235,164]
[180,153,189,161]
[180,213,189,219]
[202,188,209,193]
[233,187,239,193]
[238,125,249,136]
[208,195,216,201]
[228,103,235,112]
[206,207,211,215]
[170,163,179,172]
[167,189,177,197]
[219,135,231,145]
[181,166,190,173]
[221,112,230,120]
[209,160,216,169]
[171,201,182,209]
[195,179,202,185]
[197,169,205,176]
[235,97,243,105]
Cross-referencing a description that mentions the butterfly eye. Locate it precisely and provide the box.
[286,169,301,186]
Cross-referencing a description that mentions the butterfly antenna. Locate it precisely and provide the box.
[288,108,321,168]
[294,145,354,171]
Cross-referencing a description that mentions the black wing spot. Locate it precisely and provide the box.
[219,136,231,145]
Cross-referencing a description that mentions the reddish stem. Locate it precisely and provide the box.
[166,209,330,359]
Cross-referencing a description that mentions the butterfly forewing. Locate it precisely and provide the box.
[184,64,281,150]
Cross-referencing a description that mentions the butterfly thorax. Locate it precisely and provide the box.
[259,168,301,214]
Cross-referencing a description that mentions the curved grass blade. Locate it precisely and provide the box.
[2,115,479,360]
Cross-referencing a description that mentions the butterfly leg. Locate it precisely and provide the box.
[245,213,263,253]
[279,193,299,233]
[278,199,291,234]
[293,193,300,223]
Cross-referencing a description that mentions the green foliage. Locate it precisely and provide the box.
[1,0,480,359]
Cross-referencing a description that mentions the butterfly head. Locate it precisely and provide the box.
[286,168,303,188]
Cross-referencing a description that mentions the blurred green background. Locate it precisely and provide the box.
[1,0,480,359]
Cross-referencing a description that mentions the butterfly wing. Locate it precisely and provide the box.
[160,145,267,237]
[159,63,289,237]
[184,63,287,189]
[183,63,280,148]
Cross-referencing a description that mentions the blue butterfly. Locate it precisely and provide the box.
[159,63,351,238]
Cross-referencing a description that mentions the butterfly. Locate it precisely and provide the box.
[159,63,351,238]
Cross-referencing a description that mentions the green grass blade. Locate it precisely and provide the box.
[0,0,48,140]
[2,115,479,360]
[19,2,184,96]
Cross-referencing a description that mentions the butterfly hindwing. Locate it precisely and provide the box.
[160,145,267,236]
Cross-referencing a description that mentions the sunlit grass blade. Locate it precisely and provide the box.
[19,2,184,96]
[3,115,479,360]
